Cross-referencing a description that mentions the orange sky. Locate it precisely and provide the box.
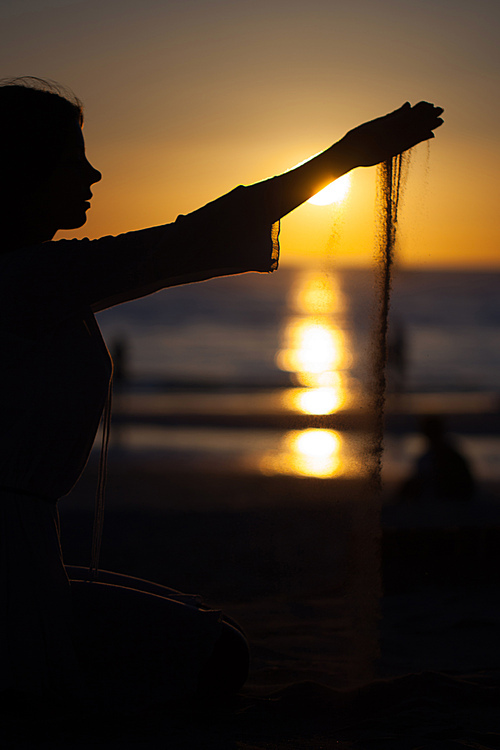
[1,0,499,268]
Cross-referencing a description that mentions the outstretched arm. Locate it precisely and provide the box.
[257,101,444,222]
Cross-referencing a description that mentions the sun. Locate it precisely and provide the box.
[308,173,351,206]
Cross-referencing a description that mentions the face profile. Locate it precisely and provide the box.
[0,78,95,247]
[39,122,102,233]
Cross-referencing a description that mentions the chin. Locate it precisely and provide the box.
[59,212,89,230]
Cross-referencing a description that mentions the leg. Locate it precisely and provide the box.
[67,565,202,602]
[196,621,250,699]
[67,565,246,633]
[70,579,249,709]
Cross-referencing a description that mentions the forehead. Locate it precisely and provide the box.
[60,121,86,156]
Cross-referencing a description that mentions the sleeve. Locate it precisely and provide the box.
[0,185,279,336]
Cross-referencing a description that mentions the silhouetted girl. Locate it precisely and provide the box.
[0,78,442,711]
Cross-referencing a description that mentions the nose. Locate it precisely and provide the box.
[87,158,102,185]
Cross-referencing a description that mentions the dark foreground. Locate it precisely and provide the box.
[3,461,500,749]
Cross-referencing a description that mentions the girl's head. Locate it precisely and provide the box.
[0,77,101,242]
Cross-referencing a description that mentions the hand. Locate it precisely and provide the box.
[340,101,444,168]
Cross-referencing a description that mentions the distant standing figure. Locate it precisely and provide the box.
[110,337,128,391]
[399,415,475,503]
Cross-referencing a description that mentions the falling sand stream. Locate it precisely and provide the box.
[370,152,410,493]
[341,150,411,682]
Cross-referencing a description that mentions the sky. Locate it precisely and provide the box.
[1,0,499,267]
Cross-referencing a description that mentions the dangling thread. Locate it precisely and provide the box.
[88,377,113,582]
[370,152,409,493]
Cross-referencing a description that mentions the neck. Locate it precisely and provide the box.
[1,214,56,252]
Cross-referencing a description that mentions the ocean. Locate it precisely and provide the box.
[95,266,500,485]
[97,266,500,393]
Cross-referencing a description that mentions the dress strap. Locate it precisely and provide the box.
[88,375,113,582]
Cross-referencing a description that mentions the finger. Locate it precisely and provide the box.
[412,102,444,119]
[385,102,411,119]
[409,107,444,132]
[413,100,437,110]
[426,117,444,132]
[396,102,411,115]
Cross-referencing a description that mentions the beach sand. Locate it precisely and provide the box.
[4,449,500,749]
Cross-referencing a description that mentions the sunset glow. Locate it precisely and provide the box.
[308,174,351,206]
[3,1,498,269]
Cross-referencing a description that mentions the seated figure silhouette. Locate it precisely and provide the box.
[399,415,475,503]
[0,77,443,712]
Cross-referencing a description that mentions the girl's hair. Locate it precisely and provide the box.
[0,77,84,199]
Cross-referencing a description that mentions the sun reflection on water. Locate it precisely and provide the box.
[260,429,342,478]
[287,386,344,415]
[276,269,355,415]
[261,269,360,478]
[276,318,348,376]
[290,269,346,315]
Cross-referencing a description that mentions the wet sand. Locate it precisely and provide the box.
[2,450,498,749]
[4,387,500,748]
